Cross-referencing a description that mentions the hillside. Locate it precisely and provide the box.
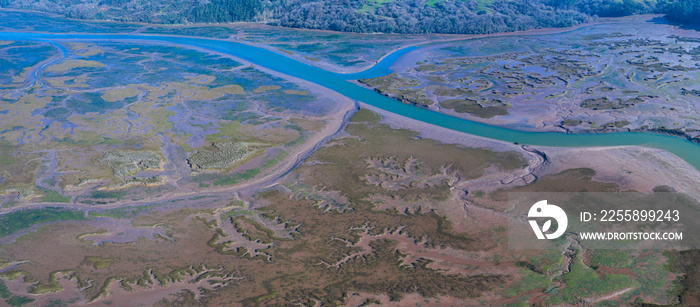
[663,0,700,24]
[0,0,697,34]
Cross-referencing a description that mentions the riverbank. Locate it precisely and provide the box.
[3,30,699,172]
[362,102,700,202]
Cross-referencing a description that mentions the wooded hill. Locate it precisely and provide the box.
[0,0,697,34]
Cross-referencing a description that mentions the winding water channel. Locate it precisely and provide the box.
[4,31,700,171]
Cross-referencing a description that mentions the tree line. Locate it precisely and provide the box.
[0,0,698,33]
[662,0,700,24]
[273,0,593,34]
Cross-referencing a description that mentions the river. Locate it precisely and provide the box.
[3,31,700,171]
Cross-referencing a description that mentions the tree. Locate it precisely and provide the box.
[662,0,700,24]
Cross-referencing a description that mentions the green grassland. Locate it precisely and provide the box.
[0,208,85,237]
[552,254,637,304]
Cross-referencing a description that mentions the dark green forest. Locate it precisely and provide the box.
[663,0,700,24]
[0,0,697,34]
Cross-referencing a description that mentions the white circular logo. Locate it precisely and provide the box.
[528,200,568,240]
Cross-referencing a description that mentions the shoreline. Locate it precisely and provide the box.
[357,82,700,145]
[3,31,700,169]
[362,101,700,201]
[0,8,655,74]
